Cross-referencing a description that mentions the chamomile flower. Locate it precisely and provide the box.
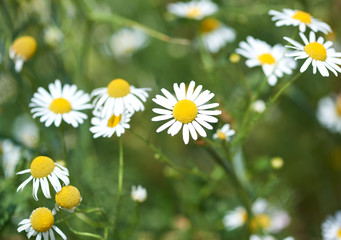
[90,109,132,138]
[30,79,91,128]
[284,31,341,77]
[13,115,39,148]
[91,78,150,117]
[55,185,82,212]
[251,100,266,113]
[317,95,341,133]
[322,211,341,240]
[223,207,247,230]
[213,124,235,141]
[236,36,296,86]
[199,18,236,53]
[269,9,331,34]
[131,185,147,203]
[1,139,21,178]
[16,156,69,201]
[152,81,221,144]
[167,0,218,20]
[17,207,66,240]
[250,235,294,240]
[9,36,37,72]
[109,28,148,58]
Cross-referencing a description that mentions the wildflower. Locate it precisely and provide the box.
[167,0,217,20]
[271,157,284,169]
[17,156,69,200]
[284,31,341,77]
[152,81,221,144]
[269,9,331,34]
[1,139,21,178]
[230,53,241,63]
[9,36,37,72]
[55,185,82,212]
[322,211,341,240]
[250,235,294,240]
[317,94,341,133]
[44,26,64,47]
[223,199,290,233]
[251,100,266,113]
[17,207,66,240]
[13,115,39,148]
[213,124,235,141]
[30,79,91,128]
[90,109,132,138]
[92,78,150,118]
[131,185,147,203]
[236,36,296,86]
[199,18,236,53]
[109,28,148,58]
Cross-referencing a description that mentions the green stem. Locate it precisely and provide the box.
[60,125,67,161]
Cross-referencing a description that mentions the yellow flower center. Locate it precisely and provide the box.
[107,114,122,128]
[250,214,271,232]
[30,207,54,232]
[338,228,341,238]
[55,185,81,209]
[11,36,37,60]
[186,7,201,18]
[217,130,226,140]
[30,156,55,179]
[49,98,72,114]
[200,18,220,33]
[107,79,131,98]
[292,10,312,24]
[173,99,198,124]
[230,53,241,63]
[336,95,341,117]
[304,42,327,61]
[258,53,276,65]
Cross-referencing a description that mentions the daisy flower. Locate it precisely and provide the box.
[251,100,266,113]
[317,94,341,133]
[322,211,341,240]
[30,79,91,128]
[199,18,236,53]
[91,78,150,117]
[152,81,221,144]
[13,115,39,149]
[284,31,341,77]
[250,235,294,240]
[17,207,66,240]
[131,185,147,203]
[55,185,82,212]
[109,28,148,58]
[236,36,296,86]
[16,156,69,201]
[223,207,247,230]
[213,124,235,141]
[9,36,37,72]
[1,139,21,178]
[167,0,218,20]
[269,9,331,34]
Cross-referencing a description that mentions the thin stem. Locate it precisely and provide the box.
[60,124,67,161]
[236,63,252,99]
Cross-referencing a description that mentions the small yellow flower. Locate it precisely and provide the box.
[271,157,284,169]
[55,185,82,212]
[9,36,37,72]
[229,53,240,63]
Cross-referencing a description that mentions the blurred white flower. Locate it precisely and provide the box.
[131,185,147,203]
[167,0,217,20]
[250,235,294,240]
[223,207,247,230]
[109,28,148,58]
[322,211,341,240]
[13,115,39,148]
[213,124,235,141]
[251,100,266,113]
[44,26,64,47]
[317,95,341,133]
[1,139,21,178]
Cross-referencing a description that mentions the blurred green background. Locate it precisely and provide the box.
[1,0,341,239]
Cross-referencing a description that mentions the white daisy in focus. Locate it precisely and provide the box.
[317,95,341,133]
[16,156,69,200]
[284,31,341,77]
[199,18,236,53]
[55,185,82,213]
[223,199,291,233]
[17,207,66,240]
[131,185,147,203]
[90,109,132,138]
[213,124,235,141]
[322,211,341,240]
[91,78,150,118]
[1,139,21,178]
[251,100,266,113]
[9,36,37,72]
[167,0,218,20]
[109,28,148,58]
[269,9,331,34]
[236,36,296,86]
[13,115,39,148]
[152,81,221,144]
[30,79,92,128]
